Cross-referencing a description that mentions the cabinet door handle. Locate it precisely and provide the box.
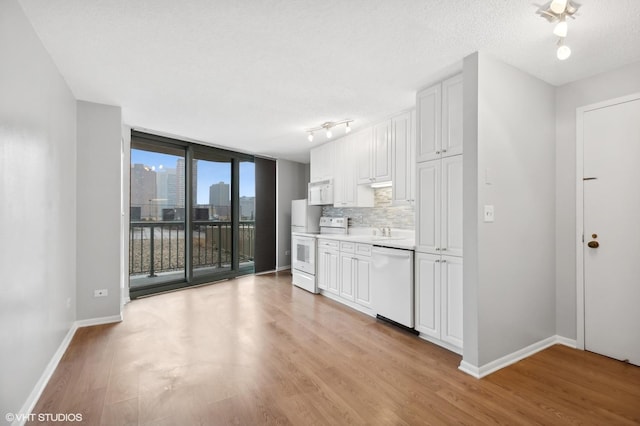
[442,248,447,251]
[435,151,440,154]
[435,259,440,263]
[442,149,447,153]
[435,247,440,251]
[442,260,447,263]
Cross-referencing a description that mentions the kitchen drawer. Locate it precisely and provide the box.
[340,241,355,253]
[355,244,372,257]
[318,239,339,250]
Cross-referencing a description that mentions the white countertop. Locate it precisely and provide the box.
[293,228,415,250]
[317,233,415,250]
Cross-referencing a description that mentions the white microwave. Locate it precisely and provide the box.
[308,179,333,205]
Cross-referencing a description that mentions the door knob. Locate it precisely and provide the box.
[587,241,599,248]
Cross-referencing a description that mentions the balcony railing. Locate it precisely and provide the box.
[129,220,255,277]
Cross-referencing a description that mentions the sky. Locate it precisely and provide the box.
[131,149,255,202]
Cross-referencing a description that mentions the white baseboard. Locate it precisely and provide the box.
[318,289,376,318]
[417,333,463,355]
[75,313,123,328]
[13,323,78,426]
[458,335,575,379]
[14,314,123,426]
[276,265,291,272]
[554,335,577,348]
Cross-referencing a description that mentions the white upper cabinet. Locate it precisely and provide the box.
[372,120,393,182]
[416,73,463,162]
[334,132,374,208]
[333,135,355,207]
[441,74,464,158]
[441,155,463,257]
[416,160,441,254]
[416,154,462,256]
[310,141,335,183]
[391,110,416,204]
[416,84,442,162]
[356,128,373,185]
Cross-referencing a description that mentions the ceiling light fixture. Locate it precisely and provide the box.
[538,0,580,61]
[549,0,568,14]
[553,18,568,38]
[557,40,572,60]
[305,119,354,141]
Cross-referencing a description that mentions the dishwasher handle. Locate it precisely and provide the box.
[372,248,413,258]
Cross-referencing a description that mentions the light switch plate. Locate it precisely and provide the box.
[485,168,493,185]
[484,205,495,222]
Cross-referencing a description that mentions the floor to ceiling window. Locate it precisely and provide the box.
[129,131,255,298]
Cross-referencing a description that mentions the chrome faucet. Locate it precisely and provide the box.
[378,227,391,237]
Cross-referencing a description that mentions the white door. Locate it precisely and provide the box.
[583,97,640,366]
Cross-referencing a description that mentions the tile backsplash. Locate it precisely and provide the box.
[322,187,415,229]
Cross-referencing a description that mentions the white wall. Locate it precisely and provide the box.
[463,52,556,367]
[276,159,308,269]
[0,0,77,419]
[555,61,640,339]
[76,101,122,320]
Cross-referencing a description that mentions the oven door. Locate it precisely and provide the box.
[292,235,315,275]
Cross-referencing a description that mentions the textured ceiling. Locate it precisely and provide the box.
[18,0,640,162]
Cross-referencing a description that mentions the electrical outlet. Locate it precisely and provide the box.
[66,298,71,309]
[285,250,291,256]
[94,289,108,297]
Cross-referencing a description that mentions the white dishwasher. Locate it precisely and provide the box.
[371,246,416,332]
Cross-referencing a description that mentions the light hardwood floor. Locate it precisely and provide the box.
[30,272,640,425]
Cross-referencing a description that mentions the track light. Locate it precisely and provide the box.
[305,120,353,141]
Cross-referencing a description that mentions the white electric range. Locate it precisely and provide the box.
[291,216,348,293]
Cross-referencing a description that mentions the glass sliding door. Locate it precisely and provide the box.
[129,144,186,289]
[239,160,255,274]
[129,131,255,298]
[192,151,233,280]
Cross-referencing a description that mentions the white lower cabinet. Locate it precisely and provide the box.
[354,256,372,309]
[339,242,372,308]
[340,253,356,301]
[317,240,339,294]
[319,239,373,315]
[415,252,463,350]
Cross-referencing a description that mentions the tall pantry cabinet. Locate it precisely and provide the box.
[415,74,464,353]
